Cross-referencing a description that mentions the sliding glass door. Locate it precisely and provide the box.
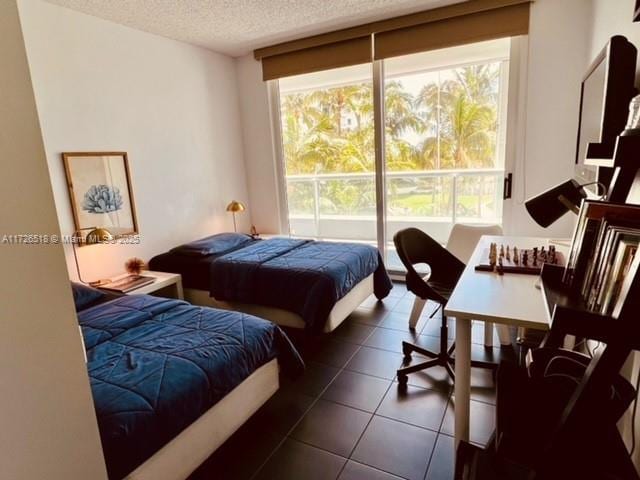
[274,39,515,272]
[383,39,511,270]
[278,64,376,244]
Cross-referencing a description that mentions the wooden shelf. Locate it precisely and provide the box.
[539,264,588,320]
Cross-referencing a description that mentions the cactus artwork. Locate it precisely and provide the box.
[64,152,138,238]
[82,185,124,214]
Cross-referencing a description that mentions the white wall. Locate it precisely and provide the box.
[0,1,107,478]
[507,0,593,238]
[18,0,251,282]
[236,0,594,240]
[591,0,640,73]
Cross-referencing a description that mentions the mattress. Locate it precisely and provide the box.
[150,237,392,332]
[78,294,303,479]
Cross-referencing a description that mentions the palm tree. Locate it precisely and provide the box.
[385,81,424,138]
[454,64,499,104]
[415,63,499,169]
[309,84,372,136]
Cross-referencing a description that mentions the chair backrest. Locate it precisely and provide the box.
[393,227,465,301]
[446,224,503,264]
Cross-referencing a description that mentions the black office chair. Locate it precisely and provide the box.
[394,227,495,385]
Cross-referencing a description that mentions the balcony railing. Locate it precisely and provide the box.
[285,168,504,244]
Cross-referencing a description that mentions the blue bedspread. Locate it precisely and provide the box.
[79,295,304,479]
[210,238,392,331]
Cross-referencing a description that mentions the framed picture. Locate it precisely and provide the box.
[62,152,138,243]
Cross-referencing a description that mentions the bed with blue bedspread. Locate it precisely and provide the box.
[149,233,392,332]
[78,293,303,479]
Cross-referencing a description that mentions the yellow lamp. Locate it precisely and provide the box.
[85,227,114,245]
[226,201,245,233]
[72,227,114,285]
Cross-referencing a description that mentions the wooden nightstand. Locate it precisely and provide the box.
[102,271,184,300]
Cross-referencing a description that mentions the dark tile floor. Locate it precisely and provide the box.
[190,282,515,480]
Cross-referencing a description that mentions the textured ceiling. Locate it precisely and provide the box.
[45,0,466,57]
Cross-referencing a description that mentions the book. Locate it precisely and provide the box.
[99,275,155,293]
[562,201,640,312]
[599,238,639,314]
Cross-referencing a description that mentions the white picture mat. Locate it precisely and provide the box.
[67,154,135,235]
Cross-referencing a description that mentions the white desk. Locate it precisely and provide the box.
[445,235,552,448]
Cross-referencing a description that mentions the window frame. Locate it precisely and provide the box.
[268,37,529,267]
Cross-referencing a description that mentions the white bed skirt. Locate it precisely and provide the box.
[125,358,279,480]
[184,273,375,333]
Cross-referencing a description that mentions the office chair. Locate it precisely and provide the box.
[394,225,502,384]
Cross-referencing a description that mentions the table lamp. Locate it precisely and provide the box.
[226,200,245,233]
[72,226,113,285]
[525,180,606,228]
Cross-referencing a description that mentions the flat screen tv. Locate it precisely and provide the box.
[575,36,637,193]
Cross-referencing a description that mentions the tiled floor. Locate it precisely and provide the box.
[190,282,516,480]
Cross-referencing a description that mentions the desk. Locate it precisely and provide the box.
[445,235,552,448]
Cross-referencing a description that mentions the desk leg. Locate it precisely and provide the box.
[455,315,471,448]
[483,322,493,347]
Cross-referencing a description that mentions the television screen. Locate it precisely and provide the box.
[576,58,607,165]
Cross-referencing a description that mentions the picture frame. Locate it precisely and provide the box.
[62,152,138,244]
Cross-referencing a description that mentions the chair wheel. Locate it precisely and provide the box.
[398,373,408,386]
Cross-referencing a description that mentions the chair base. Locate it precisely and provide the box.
[397,340,497,385]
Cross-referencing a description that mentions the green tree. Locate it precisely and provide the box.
[415,64,499,169]
[279,62,501,216]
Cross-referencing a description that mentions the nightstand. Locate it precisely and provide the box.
[104,271,184,300]
[257,233,288,239]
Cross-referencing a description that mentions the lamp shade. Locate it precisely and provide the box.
[85,227,114,244]
[226,201,246,213]
[525,179,587,228]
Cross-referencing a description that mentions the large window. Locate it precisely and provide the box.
[279,64,376,242]
[276,39,513,271]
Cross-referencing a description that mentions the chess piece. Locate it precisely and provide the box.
[522,251,528,266]
[499,244,505,258]
[489,242,497,267]
[513,246,519,265]
[498,256,504,275]
[506,246,510,261]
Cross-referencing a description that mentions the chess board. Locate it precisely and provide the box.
[474,245,564,275]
